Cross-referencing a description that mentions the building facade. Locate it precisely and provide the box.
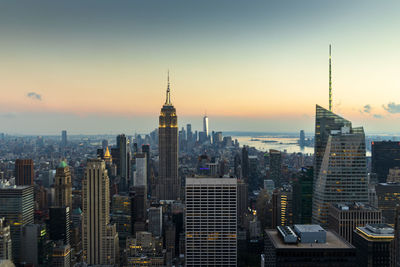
[0,184,34,263]
[148,206,162,238]
[328,202,382,243]
[376,183,400,224]
[292,166,313,224]
[371,141,400,183]
[15,159,34,186]
[269,149,282,187]
[54,160,72,209]
[185,178,237,266]
[0,218,12,261]
[312,105,368,226]
[82,159,119,265]
[353,224,394,267]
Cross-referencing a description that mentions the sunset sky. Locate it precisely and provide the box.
[1,0,400,134]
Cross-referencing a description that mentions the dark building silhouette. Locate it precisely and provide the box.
[49,206,70,245]
[241,146,249,183]
[376,183,400,224]
[61,130,67,147]
[371,141,400,183]
[269,149,281,187]
[156,74,179,200]
[299,130,305,147]
[132,186,146,233]
[116,134,130,192]
[353,224,393,267]
[142,144,151,197]
[393,206,400,266]
[15,159,34,186]
[293,167,313,224]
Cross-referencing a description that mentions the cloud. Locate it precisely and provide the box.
[383,102,400,114]
[373,114,383,119]
[27,92,42,101]
[363,104,371,113]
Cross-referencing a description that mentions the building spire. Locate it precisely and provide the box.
[329,44,332,111]
[165,70,171,105]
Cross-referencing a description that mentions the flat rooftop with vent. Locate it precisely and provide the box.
[263,225,356,266]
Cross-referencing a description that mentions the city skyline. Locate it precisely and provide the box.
[2,0,400,134]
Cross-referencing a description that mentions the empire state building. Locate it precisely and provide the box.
[156,74,180,200]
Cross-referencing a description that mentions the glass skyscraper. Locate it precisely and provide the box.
[312,105,368,226]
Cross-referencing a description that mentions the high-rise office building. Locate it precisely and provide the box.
[15,159,34,186]
[0,184,34,263]
[393,206,400,267]
[353,224,394,267]
[371,141,400,183]
[132,186,147,234]
[269,149,282,187]
[203,115,209,136]
[61,130,67,147]
[237,179,248,228]
[49,206,70,245]
[292,167,313,224]
[185,178,237,266]
[21,224,53,266]
[148,206,162,237]
[299,130,305,147]
[328,203,382,243]
[82,159,119,265]
[198,131,207,144]
[186,124,192,142]
[376,183,400,224]
[313,105,351,185]
[111,194,132,244]
[241,146,249,183]
[54,161,72,209]
[0,218,12,261]
[116,134,130,192]
[312,105,368,226]
[272,185,293,227]
[134,153,147,187]
[141,144,151,195]
[156,74,179,201]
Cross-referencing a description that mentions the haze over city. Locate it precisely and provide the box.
[1,0,400,134]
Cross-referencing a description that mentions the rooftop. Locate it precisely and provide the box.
[356,224,394,240]
[58,160,67,168]
[266,229,353,249]
[186,177,237,185]
[332,202,379,211]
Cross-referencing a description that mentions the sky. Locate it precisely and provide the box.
[1,0,400,135]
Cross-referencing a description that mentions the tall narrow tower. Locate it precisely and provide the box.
[156,73,180,200]
[329,44,332,111]
[54,160,72,209]
[203,114,209,136]
[82,159,119,265]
